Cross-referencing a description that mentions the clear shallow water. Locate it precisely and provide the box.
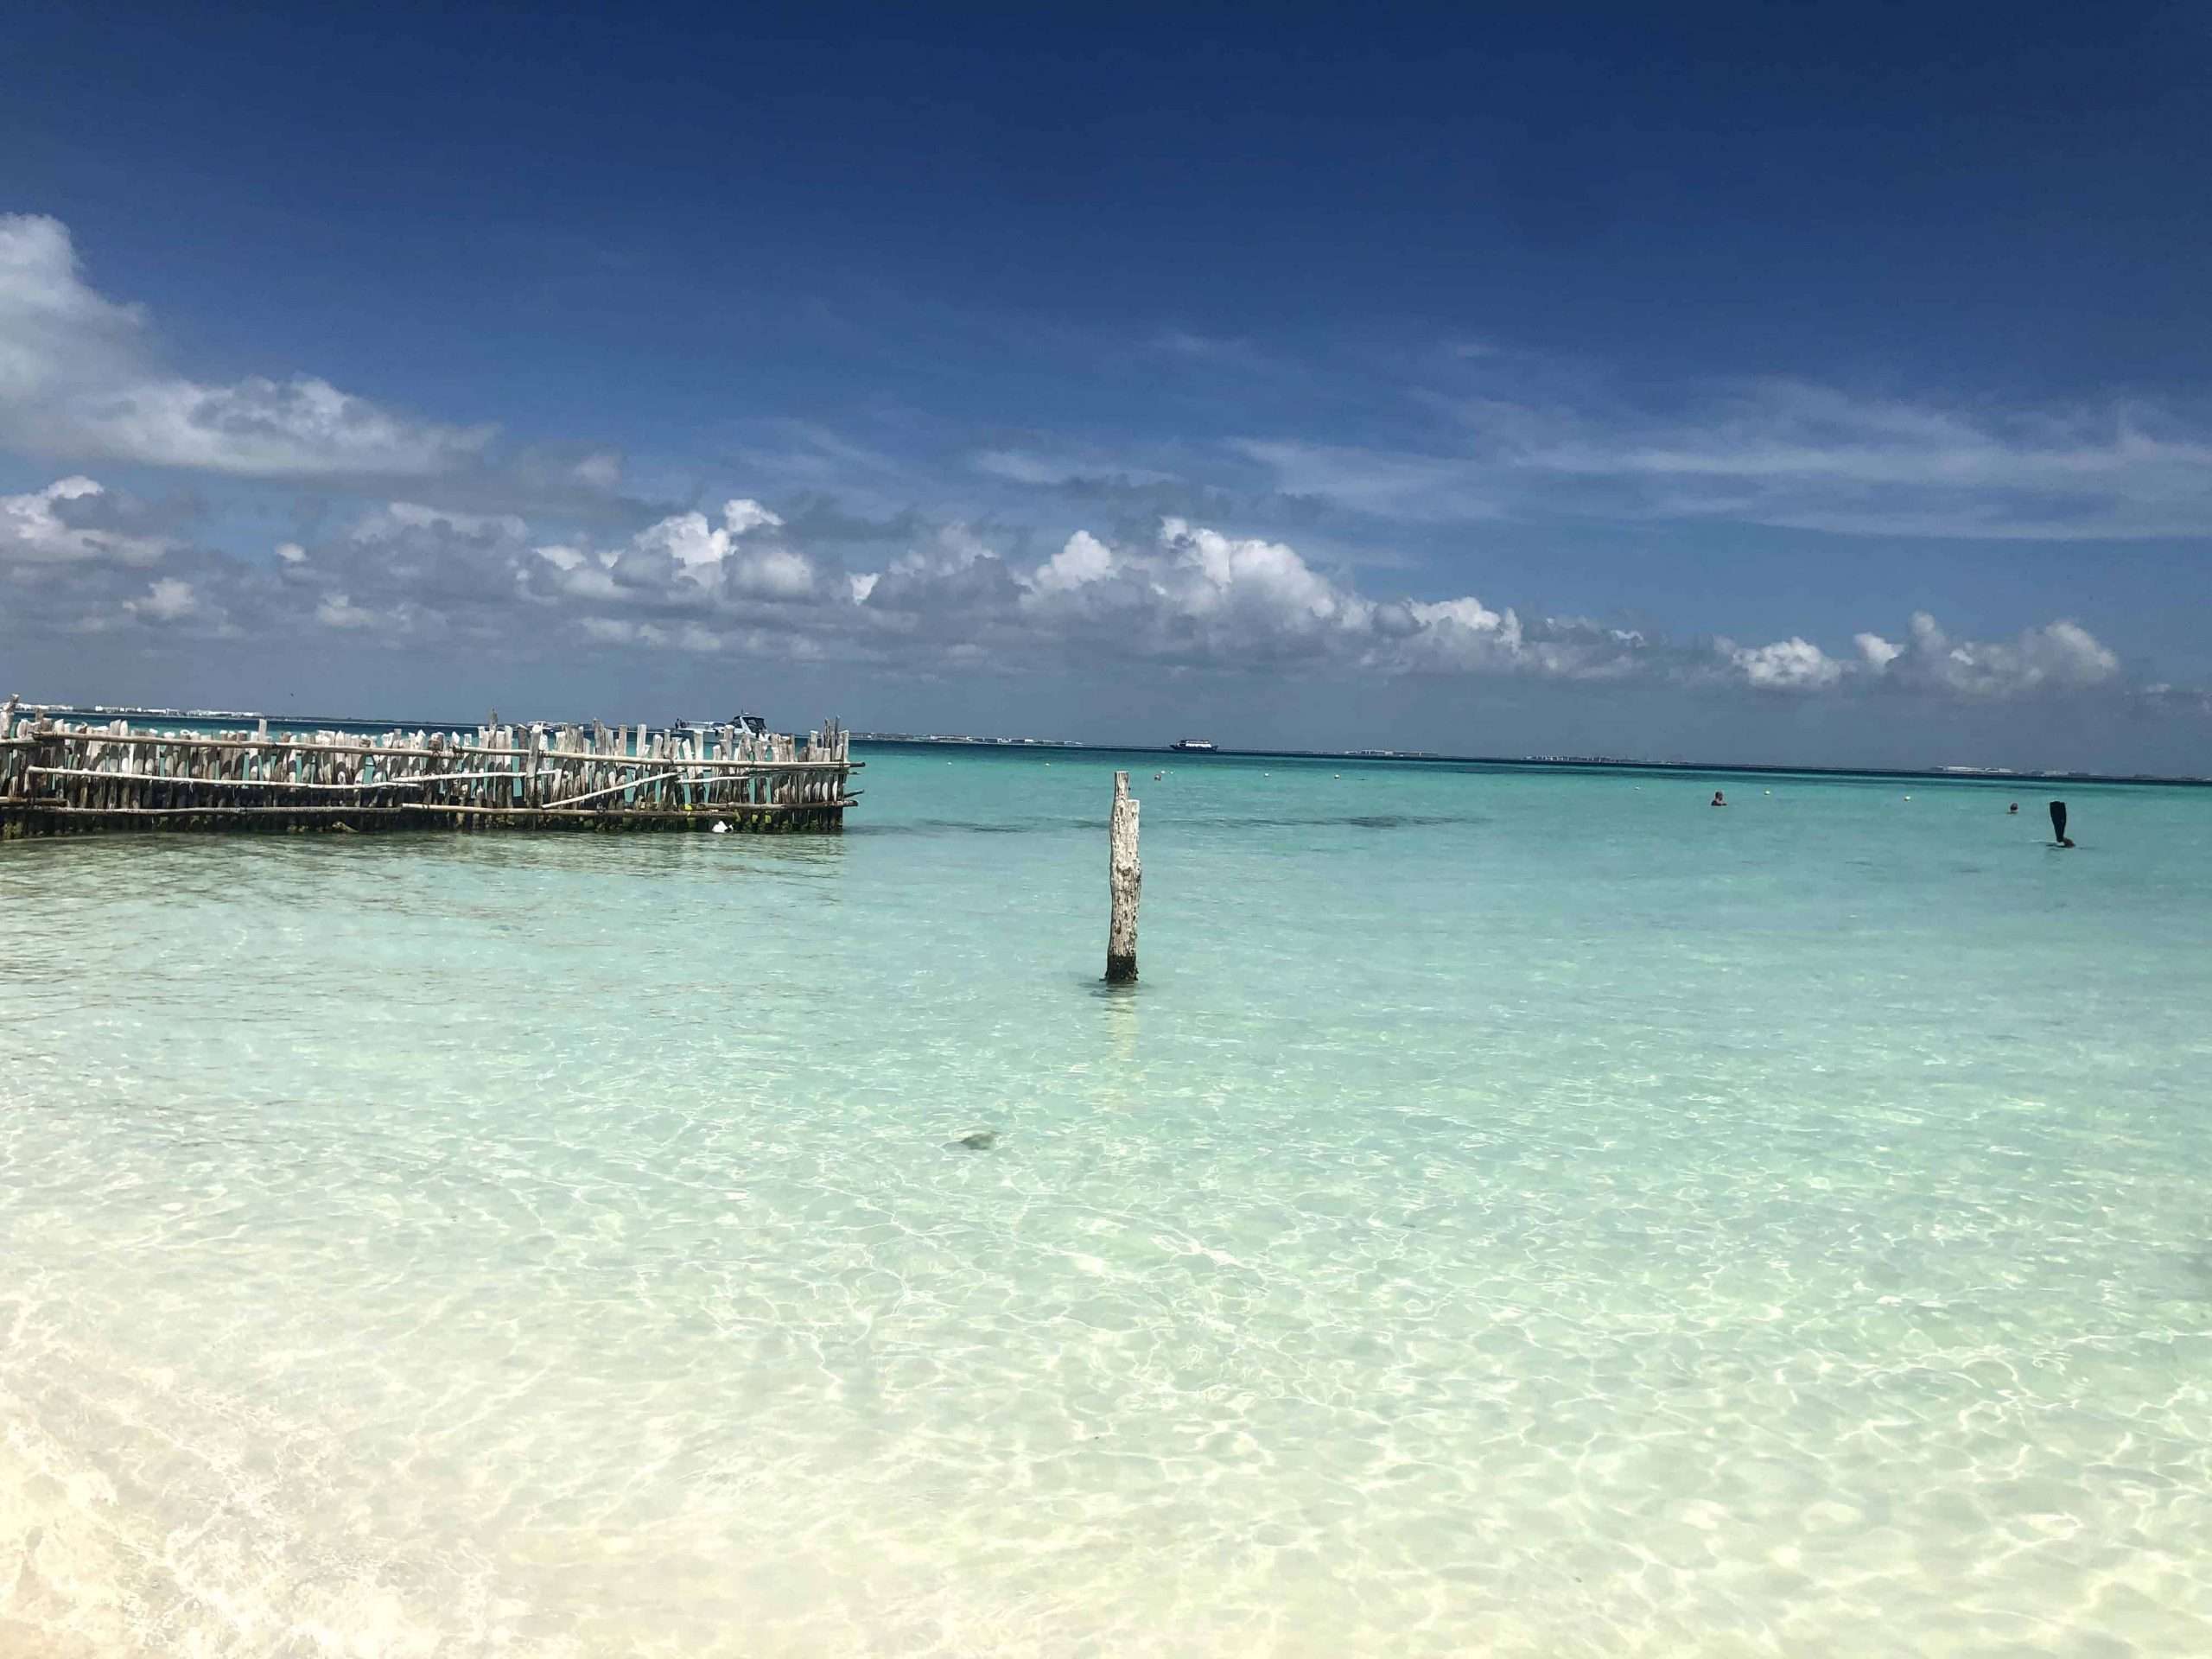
[3,749,2210,1657]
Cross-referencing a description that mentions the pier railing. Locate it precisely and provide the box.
[0,702,858,836]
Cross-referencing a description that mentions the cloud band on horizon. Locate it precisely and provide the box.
[0,212,2202,722]
[2,474,2150,708]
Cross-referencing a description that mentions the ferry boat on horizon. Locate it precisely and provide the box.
[1168,737,1217,753]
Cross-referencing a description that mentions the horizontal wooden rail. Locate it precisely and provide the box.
[25,799,857,818]
[10,732,860,768]
[400,798,861,817]
[29,766,563,791]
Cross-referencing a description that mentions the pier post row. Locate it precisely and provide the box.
[0,706,859,837]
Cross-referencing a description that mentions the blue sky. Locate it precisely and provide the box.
[3,2,2209,767]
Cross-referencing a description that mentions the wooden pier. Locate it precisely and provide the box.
[0,701,859,837]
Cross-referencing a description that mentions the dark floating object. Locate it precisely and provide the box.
[2049,800,2075,848]
[950,1129,997,1152]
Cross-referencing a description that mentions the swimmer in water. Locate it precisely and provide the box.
[1711,791,1727,807]
[2009,802,2019,814]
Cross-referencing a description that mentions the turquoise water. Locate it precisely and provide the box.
[3,748,2210,1656]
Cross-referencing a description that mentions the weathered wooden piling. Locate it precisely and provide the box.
[0,710,860,838]
[1106,769,1141,983]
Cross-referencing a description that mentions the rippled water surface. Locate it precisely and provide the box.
[5,748,2211,1656]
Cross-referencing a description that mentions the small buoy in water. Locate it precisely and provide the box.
[710,820,730,834]
[1154,771,1163,780]
[1904,795,1911,801]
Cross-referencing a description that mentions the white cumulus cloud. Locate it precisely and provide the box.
[1,475,173,564]
[626,498,808,594]
[1882,611,2120,696]
[573,451,622,492]
[0,213,493,478]
[1716,612,2119,697]
[125,577,198,622]
[316,593,388,631]
[1027,529,1116,594]
[1156,517,1366,630]
[1854,631,1902,669]
[1717,635,1848,691]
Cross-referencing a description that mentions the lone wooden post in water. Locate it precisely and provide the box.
[1106,770,1141,983]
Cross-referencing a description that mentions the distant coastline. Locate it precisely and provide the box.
[853,731,1088,748]
[19,707,2209,788]
[854,734,2212,788]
